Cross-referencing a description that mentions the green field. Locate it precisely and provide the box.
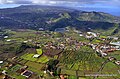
[37,55,49,63]
[68,75,77,79]
[36,49,43,55]
[61,69,76,76]
[25,61,45,70]
[102,62,119,74]
[10,64,22,72]
[0,28,120,78]
[21,53,37,61]
[21,52,49,64]
[7,64,26,79]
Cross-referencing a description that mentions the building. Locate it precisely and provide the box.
[115,61,120,65]
[0,61,3,64]
[33,54,40,58]
[55,28,66,33]
[4,36,8,39]
[107,36,118,40]
[108,57,116,61]
[87,32,98,37]
[39,28,44,31]
[110,42,120,46]
[21,70,33,78]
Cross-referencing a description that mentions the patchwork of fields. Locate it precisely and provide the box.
[0,29,120,79]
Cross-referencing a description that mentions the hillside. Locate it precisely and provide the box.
[0,5,120,79]
[0,5,120,31]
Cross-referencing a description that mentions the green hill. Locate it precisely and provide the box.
[0,5,120,31]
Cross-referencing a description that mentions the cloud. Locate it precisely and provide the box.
[0,0,7,4]
[14,0,32,4]
[0,0,32,4]
[0,0,120,7]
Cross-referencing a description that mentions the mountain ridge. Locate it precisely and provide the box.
[0,5,120,31]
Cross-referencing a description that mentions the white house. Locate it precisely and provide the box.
[33,54,40,58]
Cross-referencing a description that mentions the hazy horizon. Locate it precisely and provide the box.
[0,0,120,16]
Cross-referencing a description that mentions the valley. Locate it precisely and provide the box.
[0,5,120,79]
[0,27,119,79]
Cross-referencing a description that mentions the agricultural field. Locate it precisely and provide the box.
[0,3,120,79]
[21,53,38,62]
[0,28,119,79]
[25,61,46,70]
[21,53,49,63]
[7,64,26,79]
[36,49,43,55]
[37,55,49,63]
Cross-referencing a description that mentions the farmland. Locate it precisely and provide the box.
[0,28,119,79]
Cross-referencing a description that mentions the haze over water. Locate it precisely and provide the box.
[0,4,120,17]
[77,7,120,17]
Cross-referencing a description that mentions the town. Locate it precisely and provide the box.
[0,27,120,79]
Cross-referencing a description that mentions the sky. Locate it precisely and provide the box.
[0,0,120,16]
